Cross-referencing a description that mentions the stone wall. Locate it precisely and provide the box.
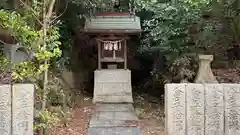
[165,83,240,135]
[3,43,33,64]
[0,84,34,135]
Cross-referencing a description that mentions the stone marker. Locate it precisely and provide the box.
[12,84,34,135]
[186,84,204,135]
[223,84,240,135]
[0,85,11,135]
[204,84,224,135]
[165,84,186,135]
[165,84,240,135]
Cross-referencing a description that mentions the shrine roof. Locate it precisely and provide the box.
[82,12,142,34]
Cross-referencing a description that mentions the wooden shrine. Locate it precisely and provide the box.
[82,0,141,70]
[96,35,127,69]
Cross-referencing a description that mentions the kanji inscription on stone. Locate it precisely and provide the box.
[12,84,34,135]
[186,84,204,135]
[0,85,11,135]
[224,84,240,135]
[205,84,224,135]
[165,84,186,135]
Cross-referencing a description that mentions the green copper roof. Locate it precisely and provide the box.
[83,14,141,34]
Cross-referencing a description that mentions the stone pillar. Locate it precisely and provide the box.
[195,55,218,83]
[12,84,34,135]
[224,84,240,135]
[0,85,11,135]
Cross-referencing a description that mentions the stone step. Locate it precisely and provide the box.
[91,111,138,121]
[88,104,141,135]
[95,104,135,112]
[89,119,139,128]
[88,127,140,135]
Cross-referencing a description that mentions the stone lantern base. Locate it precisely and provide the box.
[195,55,218,83]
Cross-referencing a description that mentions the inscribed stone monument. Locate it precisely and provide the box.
[12,84,34,135]
[0,85,11,135]
[204,84,224,135]
[223,84,240,135]
[186,84,204,135]
[165,84,186,135]
[166,84,240,135]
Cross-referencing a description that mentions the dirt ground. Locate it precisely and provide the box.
[49,68,240,135]
[50,94,165,135]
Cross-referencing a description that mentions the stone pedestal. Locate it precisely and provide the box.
[89,69,140,135]
[93,69,133,103]
[195,55,218,83]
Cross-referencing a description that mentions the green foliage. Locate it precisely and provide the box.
[136,0,210,82]
[0,9,62,82]
[136,0,240,83]
[169,56,196,81]
[0,56,11,84]
[195,0,240,54]
[54,22,73,70]
[0,2,64,132]
[231,15,240,43]
[35,110,60,130]
[12,61,38,82]
[138,0,210,54]
[0,56,9,71]
[0,10,40,48]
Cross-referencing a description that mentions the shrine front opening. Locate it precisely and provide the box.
[96,36,128,70]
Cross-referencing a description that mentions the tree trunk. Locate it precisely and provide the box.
[42,0,56,110]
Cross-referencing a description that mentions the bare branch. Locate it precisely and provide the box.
[19,0,43,26]
[46,0,56,23]
[0,39,14,45]
[49,1,69,24]
[87,0,94,5]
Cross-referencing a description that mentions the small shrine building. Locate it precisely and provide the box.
[82,1,142,135]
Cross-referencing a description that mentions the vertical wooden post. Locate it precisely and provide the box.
[113,50,116,59]
[97,40,101,70]
[124,40,127,69]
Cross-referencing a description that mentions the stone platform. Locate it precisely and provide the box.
[88,104,140,135]
[93,69,133,103]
